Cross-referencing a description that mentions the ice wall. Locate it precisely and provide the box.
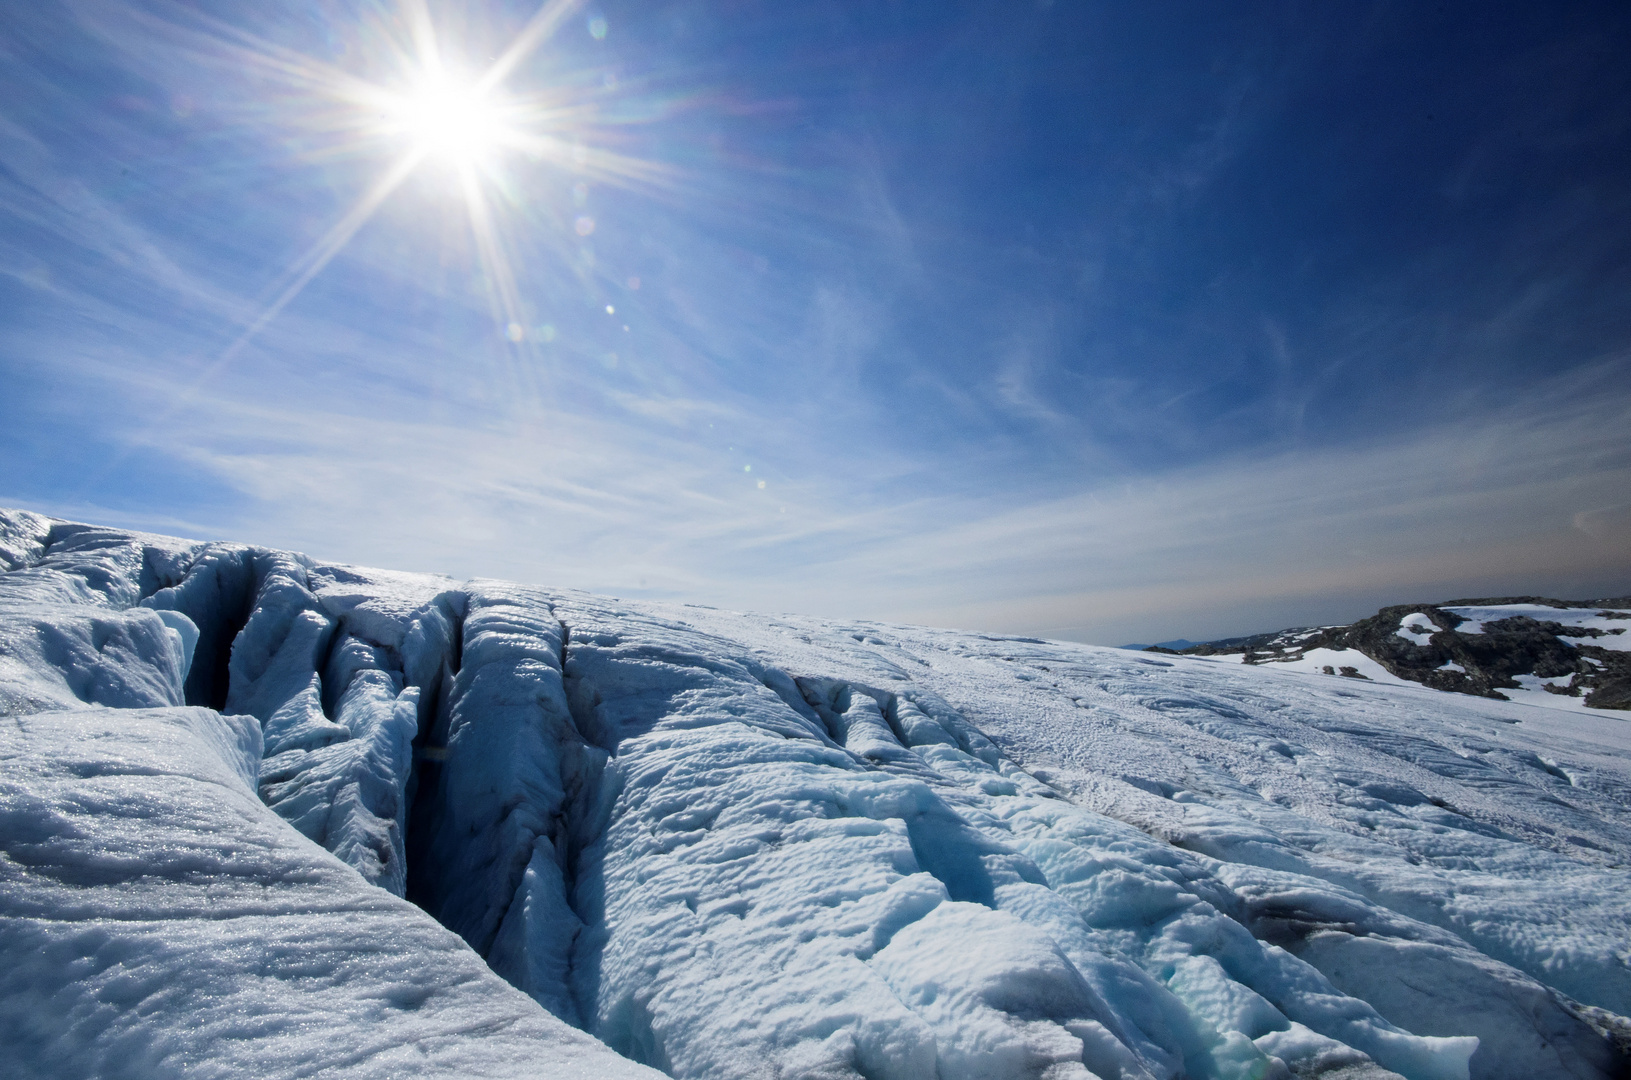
[0,704,662,1080]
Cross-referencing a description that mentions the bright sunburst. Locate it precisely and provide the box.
[389,72,509,167]
[202,0,666,368]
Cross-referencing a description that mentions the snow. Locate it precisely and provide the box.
[1229,645,1419,687]
[1177,602,1626,708]
[2,509,1629,1080]
[1396,613,1439,645]
[1569,630,1631,653]
[1443,604,1631,651]
[1498,674,1603,714]
[0,704,663,1080]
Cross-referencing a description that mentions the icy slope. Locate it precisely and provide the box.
[0,705,662,1080]
[2,508,1628,1080]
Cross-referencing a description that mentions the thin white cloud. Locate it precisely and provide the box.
[12,342,1625,648]
[6,3,1627,651]
[0,117,251,324]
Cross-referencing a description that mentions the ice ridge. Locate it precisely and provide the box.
[2,507,1629,1080]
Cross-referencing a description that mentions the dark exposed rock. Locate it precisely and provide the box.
[1168,597,1631,711]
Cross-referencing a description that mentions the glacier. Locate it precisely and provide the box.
[1,508,1628,1080]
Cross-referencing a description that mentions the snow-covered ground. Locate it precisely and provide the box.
[2,509,1628,1080]
[1220,645,1419,686]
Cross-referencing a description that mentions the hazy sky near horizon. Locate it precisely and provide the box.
[2,0,1629,645]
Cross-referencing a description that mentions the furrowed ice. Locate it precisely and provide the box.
[2,507,1628,1080]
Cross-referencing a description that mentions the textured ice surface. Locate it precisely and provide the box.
[0,704,662,1080]
[2,508,1628,1080]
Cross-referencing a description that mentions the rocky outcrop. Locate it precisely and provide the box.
[1162,597,1631,709]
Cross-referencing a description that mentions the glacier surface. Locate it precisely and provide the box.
[1,508,1628,1080]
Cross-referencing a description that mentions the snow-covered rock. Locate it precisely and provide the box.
[1164,599,1631,710]
[1,508,1628,1080]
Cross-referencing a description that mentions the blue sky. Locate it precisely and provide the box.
[3,0,1628,644]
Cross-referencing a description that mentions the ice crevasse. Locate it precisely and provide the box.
[1,508,1628,1080]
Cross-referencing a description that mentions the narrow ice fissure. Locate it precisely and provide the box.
[877,692,913,749]
[143,545,259,711]
[137,550,584,1001]
[403,595,468,910]
[552,616,611,1029]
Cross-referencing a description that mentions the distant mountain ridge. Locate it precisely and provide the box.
[1146,596,1631,710]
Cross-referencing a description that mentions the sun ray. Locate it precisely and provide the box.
[113,146,427,484]
[401,0,443,76]
[507,132,677,191]
[151,0,676,375]
[459,165,523,327]
[477,0,589,94]
[458,162,541,397]
[215,147,426,368]
[129,3,397,127]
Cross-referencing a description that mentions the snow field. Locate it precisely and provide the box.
[1225,646,1417,686]
[2,508,1628,1080]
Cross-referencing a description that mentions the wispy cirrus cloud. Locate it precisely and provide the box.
[5,1,1630,649]
[11,328,1625,647]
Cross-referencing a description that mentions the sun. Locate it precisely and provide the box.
[205,0,671,366]
[389,71,509,168]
